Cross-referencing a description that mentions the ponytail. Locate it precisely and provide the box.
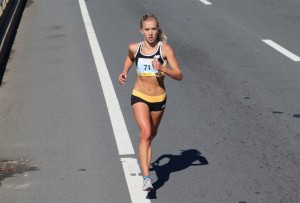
[158,29,167,44]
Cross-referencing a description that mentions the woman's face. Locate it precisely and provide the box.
[140,19,159,44]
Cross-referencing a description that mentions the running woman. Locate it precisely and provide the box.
[118,14,183,191]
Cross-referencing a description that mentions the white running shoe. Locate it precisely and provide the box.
[142,177,153,191]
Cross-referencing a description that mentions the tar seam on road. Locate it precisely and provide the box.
[78,0,150,202]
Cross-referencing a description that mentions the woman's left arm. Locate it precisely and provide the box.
[160,44,183,81]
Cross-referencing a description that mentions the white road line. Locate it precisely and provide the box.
[262,39,300,62]
[199,0,212,5]
[121,158,150,202]
[78,0,134,156]
[78,0,149,202]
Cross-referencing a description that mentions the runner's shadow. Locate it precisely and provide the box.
[147,149,208,199]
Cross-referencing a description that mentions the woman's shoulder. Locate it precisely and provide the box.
[161,42,174,55]
[128,42,141,52]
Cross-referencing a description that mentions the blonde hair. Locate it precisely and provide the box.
[140,14,167,43]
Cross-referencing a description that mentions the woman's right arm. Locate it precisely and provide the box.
[119,44,136,85]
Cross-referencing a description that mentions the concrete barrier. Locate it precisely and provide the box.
[0,0,27,85]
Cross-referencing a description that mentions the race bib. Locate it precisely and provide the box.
[137,58,158,75]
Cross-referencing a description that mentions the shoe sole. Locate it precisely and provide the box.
[142,187,154,191]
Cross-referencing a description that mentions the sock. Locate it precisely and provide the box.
[143,176,150,180]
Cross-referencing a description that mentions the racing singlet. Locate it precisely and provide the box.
[135,41,167,77]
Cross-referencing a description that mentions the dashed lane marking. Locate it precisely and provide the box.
[199,0,212,5]
[262,39,300,62]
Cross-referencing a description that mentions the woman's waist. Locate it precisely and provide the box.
[134,79,165,96]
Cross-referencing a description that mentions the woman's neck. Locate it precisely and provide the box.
[143,40,159,50]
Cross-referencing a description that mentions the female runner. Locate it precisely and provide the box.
[119,14,183,191]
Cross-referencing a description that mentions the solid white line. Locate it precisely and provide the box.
[121,158,151,203]
[199,0,212,5]
[262,39,300,62]
[78,0,134,156]
[78,0,149,202]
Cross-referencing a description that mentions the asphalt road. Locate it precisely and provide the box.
[0,0,299,202]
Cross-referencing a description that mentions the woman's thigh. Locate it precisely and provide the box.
[150,110,165,130]
[132,102,151,132]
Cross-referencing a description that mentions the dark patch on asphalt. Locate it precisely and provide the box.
[0,159,39,173]
[293,114,300,118]
[50,25,63,31]
[0,159,39,186]
[272,111,284,114]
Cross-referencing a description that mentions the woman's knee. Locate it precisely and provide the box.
[140,128,152,141]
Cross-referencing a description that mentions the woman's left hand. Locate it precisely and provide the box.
[152,59,164,72]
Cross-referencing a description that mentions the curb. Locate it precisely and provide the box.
[0,0,27,85]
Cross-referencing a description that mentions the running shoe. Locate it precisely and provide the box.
[142,177,153,191]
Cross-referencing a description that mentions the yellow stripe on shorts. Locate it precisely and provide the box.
[132,89,166,103]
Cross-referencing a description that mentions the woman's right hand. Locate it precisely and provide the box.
[118,72,127,85]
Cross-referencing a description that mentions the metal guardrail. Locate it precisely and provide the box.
[1,0,27,85]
